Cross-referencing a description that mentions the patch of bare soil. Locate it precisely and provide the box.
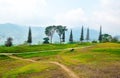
[70,63,120,78]
[18,67,68,78]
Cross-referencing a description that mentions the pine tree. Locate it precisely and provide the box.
[98,26,102,43]
[62,32,65,42]
[86,28,90,42]
[80,26,84,42]
[62,26,67,43]
[27,27,32,44]
[69,29,73,43]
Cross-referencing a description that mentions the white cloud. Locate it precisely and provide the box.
[54,8,87,27]
[100,0,120,9]
[0,0,47,25]
[89,0,120,35]
[92,11,120,25]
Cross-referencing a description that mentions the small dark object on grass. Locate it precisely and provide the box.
[70,48,74,52]
[35,58,41,61]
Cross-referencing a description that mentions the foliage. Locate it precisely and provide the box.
[27,27,32,44]
[62,32,65,42]
[56,25,67,43]
[80,26,84,42]
[92,40,98,43]
[102,34,112,42]
[43,37,49,44]
[111,36,119,43]
[69,29,73,43]
[98,26,102,43]
[86,28,90,42]
[5,37,13,47]
[62,26,67,42]
[45,25,67,44]
[45,26,56,43]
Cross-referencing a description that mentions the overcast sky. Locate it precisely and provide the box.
[0,0,120,35]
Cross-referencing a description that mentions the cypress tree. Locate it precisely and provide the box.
[61,26,67,43]
[62,32,65,42]
[27,27,32,44]
[69,29,73,43]
[98,26,102,43]
[86,28,90,42]
[80,26,84,42]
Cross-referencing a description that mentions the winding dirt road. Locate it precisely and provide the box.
[5,55,79,78]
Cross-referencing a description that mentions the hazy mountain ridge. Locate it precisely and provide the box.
[0,23,99,45]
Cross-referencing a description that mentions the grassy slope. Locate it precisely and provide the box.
[0,43,120,78]
[0,43,91,53]
[12,43,120,78]
[60,43,120,78]
[0,55,68,78]
[0,55,30,78]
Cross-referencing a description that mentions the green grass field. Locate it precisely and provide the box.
[0,43,120,78]
[0,43,91,53]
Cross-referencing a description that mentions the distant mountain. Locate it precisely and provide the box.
[0,23,45,45]
[0,23,99,45]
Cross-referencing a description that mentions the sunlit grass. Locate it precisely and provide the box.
[3,63,54,78]
[0,43,91,53]
[0,43,120,78]
[15,51,60,58]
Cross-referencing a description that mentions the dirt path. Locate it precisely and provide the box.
[5,55,79,78]
[50,61,79,78]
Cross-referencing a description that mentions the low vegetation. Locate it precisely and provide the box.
[0,43,92,53]
[0,43,120,78]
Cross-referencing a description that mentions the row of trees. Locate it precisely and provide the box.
[2,25,119,47]
[69,26,90,43]
[44,26,119,44]
[98,26,119,43]
[27,25,90,44]
[19,25,120,45]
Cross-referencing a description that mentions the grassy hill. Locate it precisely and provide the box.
[0,43,120,78]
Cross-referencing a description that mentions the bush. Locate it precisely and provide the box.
[5,37,13,47]
[92,40,98,43]
[111,37,119,43]
[43,37,49,44]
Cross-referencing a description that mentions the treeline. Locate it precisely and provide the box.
[1,25,120,47]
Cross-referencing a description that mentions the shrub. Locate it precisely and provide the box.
[92,40,98,43]
[5,37,13,47]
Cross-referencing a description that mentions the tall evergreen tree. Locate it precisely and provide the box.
[80,26,84,42]
[62,32,65,42]
[86,28,90,42]
[69,29,73,43]
[62,26,67,42]
[98,26,102,43]
[27,27,32,44]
